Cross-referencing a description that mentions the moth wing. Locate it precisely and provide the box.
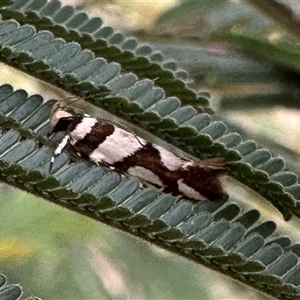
[198,157,227,171]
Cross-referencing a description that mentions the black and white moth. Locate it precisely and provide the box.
[49,102,227,201]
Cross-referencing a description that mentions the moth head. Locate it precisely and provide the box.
[50,101,77,127]
[49,101,82,134]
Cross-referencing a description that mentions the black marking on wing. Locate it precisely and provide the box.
[50,116,75,133]
[181,164,226,200]
[67,115,85,132]
[80,121,115,150]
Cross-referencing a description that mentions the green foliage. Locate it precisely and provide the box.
[0,0,300,299]
[211,33,300,72]
[0,271,39,300]
[0,0,208,106]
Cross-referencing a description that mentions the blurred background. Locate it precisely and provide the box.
[2,0,300,298]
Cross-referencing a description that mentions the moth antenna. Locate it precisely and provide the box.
[62,96,82,106]
[97,117,145,146]
[60,90,113,108]
[112,120,144,146]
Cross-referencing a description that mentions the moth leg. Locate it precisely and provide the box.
[96,159,116,171]
[49,134,70,173]
[94,159,111,168]
[88,152,111,169]
[136,178,165,192]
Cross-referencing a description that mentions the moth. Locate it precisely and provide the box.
[49,101,227,201]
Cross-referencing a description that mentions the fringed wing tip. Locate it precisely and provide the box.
[198,157,227,171]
